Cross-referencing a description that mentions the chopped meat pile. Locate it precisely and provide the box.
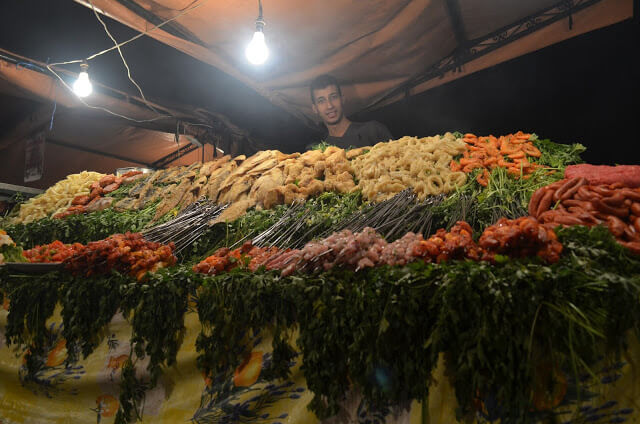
[194,219,563,278]
[565,164,640,188]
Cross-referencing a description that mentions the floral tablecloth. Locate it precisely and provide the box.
[1,300,639,423]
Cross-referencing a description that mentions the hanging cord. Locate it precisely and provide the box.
[49,101,57,131]
[45,64,172,123]
[44,0,212,123]
[256,0,265,30]
[47,0,210,67]
[87,0,162,115]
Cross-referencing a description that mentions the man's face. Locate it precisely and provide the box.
[312,85,344,125]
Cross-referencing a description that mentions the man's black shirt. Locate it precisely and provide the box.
[324,121,392,149]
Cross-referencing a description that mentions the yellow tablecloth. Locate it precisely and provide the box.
[1,300,639,423]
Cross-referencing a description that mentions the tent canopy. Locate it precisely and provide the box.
[76,0,633,123]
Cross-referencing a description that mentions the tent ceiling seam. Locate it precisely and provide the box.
[113,0,208,48]
[151,143,199,168]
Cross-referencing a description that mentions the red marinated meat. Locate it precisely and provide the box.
[71,195,91,206]
[122,170,142,178]
[102,183,120,193]
[99,174,117,187]
[565,164,640,187]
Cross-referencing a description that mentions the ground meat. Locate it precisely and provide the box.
[565,164,640,187]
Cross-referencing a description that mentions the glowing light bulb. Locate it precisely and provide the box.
[245,30,269,65]
[73,63,93,97]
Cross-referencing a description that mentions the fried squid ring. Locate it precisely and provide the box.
[426,175,445,195]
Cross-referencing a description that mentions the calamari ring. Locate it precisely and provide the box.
[426,175,445,195]
[441,140,467,156]
[434,150,451,169]
[444,171,467,191]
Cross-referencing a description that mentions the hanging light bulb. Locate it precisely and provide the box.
[73,62,93,97]
[245,0,269,65]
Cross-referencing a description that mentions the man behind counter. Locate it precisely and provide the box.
[310,74,392,149]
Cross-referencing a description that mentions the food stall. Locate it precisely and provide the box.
[1,131,640,423]
[1,0,639,423]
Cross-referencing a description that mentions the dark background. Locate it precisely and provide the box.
[356,14,640,165]
[0,0,638,163]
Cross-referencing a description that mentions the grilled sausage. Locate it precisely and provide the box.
[537,189,555,217]
[559,177,588,201]
[554,178,579,201]
[594,199,629,218]
[528,187,547,217]
[606,215,627,237]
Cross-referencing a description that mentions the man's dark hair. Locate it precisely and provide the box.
[310,74,341,104]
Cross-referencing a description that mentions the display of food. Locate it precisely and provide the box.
[23,233,176,280]
[63,232,177,280]
[350,133,468,202]
[193,218,563,278]
[23,240,83,263]
[452,131,545,186]
[529,176,640,254]
[3,131,575,229]
[1,132,627,266]
[3,129,640,424]
[9,171,105,224]
[53,170,144,219]
[192,241,283,275]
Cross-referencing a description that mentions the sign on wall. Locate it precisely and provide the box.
[24,131,45,183]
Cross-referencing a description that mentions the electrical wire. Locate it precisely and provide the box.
[87,0,161,116]
[45,65,173,123]
[44,0,212,124]
[47,0,210,68]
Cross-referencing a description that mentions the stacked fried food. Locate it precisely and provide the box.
[350,133,468,202]
[452,131,544,186]
[209,147,356,222]
[10,171,105,224]
[27,132,558,225]
[118,148,357,223]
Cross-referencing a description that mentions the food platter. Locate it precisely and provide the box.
[3,262,63,273]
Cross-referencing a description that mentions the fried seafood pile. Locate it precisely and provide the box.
[350,133,468,202]
[10,171,105,224]
[452,131,544,186]
[111,148,357,223]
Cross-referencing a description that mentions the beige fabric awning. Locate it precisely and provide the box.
[0,54,220,188]
[75,0,633,123]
